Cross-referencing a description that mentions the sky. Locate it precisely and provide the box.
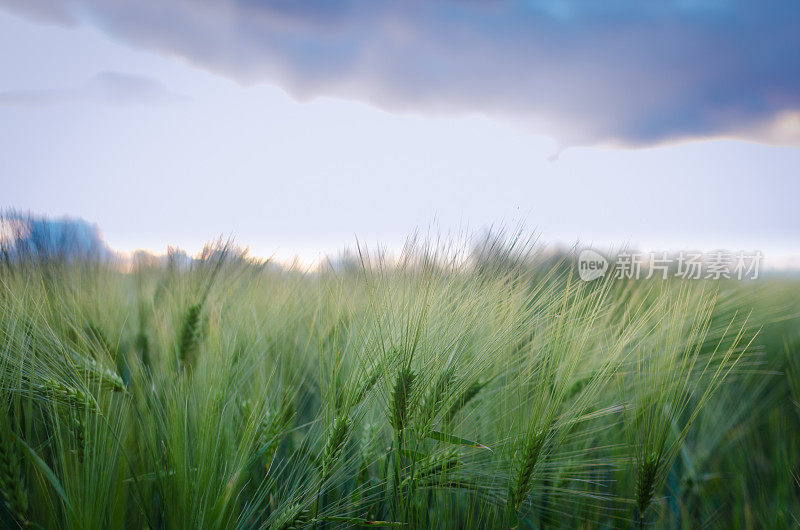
[1,2,799,266]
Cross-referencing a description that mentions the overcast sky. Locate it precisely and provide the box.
[1,2,799,265]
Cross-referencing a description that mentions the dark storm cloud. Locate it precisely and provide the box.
[2,0,799,146]
[0,71,187,107]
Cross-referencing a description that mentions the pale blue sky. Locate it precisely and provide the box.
[1,5,799,265]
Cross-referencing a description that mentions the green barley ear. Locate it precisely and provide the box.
[274,393,297,432]
[40,378,95,411]
[135,329,150,371]
[177,303,202,369]
[271,502,311,530]
[349,361,383,409]
[136,300,151,370]
[79,357,126,393]
[360,421,382,469]
[320,416,351,481]
[70,412,86,464]
[408,448,460,484]
[417,366,456,429]
[0,418,30,528]
[508,429,546,512]
[83,323,128,386]
[444,379,486,424]
[259,396,296,472]
[635,452,661,522]
[390,367,415,433]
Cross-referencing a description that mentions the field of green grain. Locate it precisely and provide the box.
[1,240,798,529]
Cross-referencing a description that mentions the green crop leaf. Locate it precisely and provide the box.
[427,430,493,452]
[13,433,76,519]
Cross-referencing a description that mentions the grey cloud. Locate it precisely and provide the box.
[1,0,74,24]
[2,1,799,146]
[0,71,187,107]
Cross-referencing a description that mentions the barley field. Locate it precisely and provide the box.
[0,239,798,529]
